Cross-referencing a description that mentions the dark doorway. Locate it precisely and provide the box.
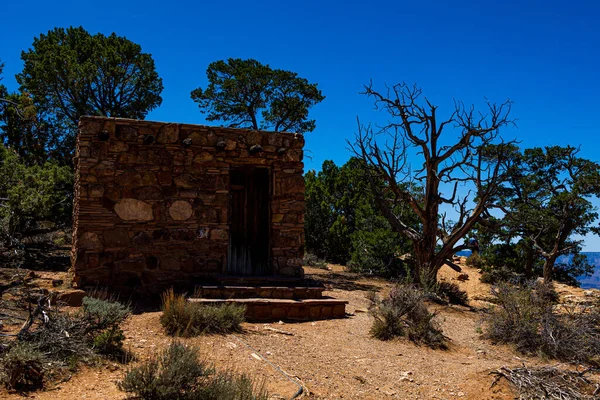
[227,168,270,275]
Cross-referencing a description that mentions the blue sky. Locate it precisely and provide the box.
[1,0,600,248]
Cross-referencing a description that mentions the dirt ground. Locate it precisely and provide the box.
[1,259,599,399]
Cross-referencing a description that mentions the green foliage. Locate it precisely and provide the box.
[349,228,407,277]
[0,342,45,391]
[480,266,523,285]
[465,253,484,268]
[82,296,130,331]
[490,146,600,283]
[118,342,267,400]
[369,285,446,348]
[0,144,72,248]
[12,26,162,162]
[160,290,245,336]
[485,281,600,364]
[92,326,126,356]
[305,157,413,276]
[191,58,324,134]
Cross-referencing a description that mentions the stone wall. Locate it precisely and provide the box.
[72,116,305,293]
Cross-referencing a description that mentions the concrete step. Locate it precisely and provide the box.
[188,297,348,321]
[194,285,325,300]
[213,275,304,286]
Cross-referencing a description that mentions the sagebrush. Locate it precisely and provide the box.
[369,284,446,349]
[118,341,267,400]
[484,281,600,365]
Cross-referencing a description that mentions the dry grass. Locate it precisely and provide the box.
[160,289,245,336]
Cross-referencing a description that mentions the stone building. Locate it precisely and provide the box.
[71,116,306,293]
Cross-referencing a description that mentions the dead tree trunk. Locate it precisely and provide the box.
[351,82,514,287]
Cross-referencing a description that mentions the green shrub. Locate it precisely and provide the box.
[303,253,328,269]
[437,282,469,306]
[82,296,130,330]
[369,285,446,349]
[118,342,267,400]
[0,144,73,249]
[465,252,484,268]
[349,228,408,277]
[93,326,126,356]
[484,281,600,365]
[0,343,44,391]
[160,290,245,336]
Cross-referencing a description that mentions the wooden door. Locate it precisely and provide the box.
[227,168,270,275]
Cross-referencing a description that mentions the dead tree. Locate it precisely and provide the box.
[351,82,515,288]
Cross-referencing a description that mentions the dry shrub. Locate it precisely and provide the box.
[0,343,44,391]
[437,282,469,306]
[492,365,600,400]
[369,284,446,349]
[485,281,600,365]
[118,342,267,400]
[160,289,245,336]
[2,295,131,391]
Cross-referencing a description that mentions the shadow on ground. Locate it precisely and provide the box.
[306,272,382,292]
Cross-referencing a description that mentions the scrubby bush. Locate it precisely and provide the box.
[484,281,600,365]
[480,266,523,285]
[465,252,484,268]
[0,343,44,391]
[437,282,469,306]
[369,285,446,348]
[92,326,126,356]
[82,296,130,330]
[349,228,408,277]
[3,295,131,391]
[303,253,328,269]
[160,290,245,336]
[0,144,73,249]
[118,342,267,400]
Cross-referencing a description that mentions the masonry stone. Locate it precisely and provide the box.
[72,117,306,293]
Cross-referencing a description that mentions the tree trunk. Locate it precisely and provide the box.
[543,254,558,283]
[524,245,534,278]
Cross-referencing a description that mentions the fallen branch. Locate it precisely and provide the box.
[491,365,599,400]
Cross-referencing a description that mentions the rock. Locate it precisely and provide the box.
[103,228,130,247]
[194,152,214,163]
[224,140,237,151]
[156,124,179,143]
[54,290,86,307]
[114,198,154,221]
[457,273,469,281]
[169,200,193,221]
[79,232,103,250]
[210,228,227,240]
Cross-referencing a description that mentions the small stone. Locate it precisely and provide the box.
[194,152,214,163]
[79,232,103,250]
[114,199,154,221]
[169,200,193,221]
[156,124,179,143]
[224,140,237,151]
[210,228,227,240]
